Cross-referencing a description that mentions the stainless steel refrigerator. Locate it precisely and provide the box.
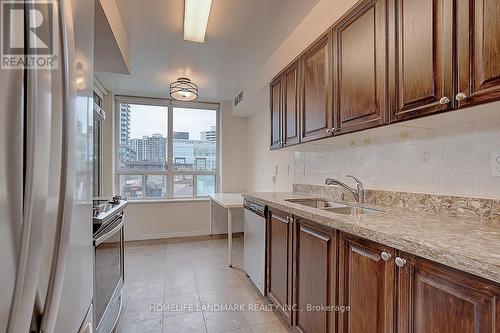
[1,0,94,332]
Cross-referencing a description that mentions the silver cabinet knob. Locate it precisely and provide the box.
[326,128,332,134]
[395,257,407,267]
[439,96,450,105]
[381,252,392,261]
[455,92,467,101]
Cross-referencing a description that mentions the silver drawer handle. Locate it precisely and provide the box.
[395,257,407,267]
[455,92,467,101]
[381,252,392,261]
[439,96,450,105]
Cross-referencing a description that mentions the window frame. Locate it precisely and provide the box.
[115,95,220,200]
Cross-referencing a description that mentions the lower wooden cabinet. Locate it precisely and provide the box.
[294,218,337,333]
[397,253,500,333]
[264,213,500,333]
[338,233,396,333]
[266,208,293,323]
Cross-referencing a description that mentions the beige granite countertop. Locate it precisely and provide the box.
[242,191,500,284]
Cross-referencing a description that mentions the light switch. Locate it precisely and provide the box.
[492,152,500,177]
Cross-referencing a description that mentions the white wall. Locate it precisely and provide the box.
[246,98,500,199]
[246,101,295,192]
[243,0,358,192]
[220,101,248,192]
[124,200,210,240]
[294,104,500,200]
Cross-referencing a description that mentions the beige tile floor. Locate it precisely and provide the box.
[116,236,293,333]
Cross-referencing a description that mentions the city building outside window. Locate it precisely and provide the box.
[116,97,219,199]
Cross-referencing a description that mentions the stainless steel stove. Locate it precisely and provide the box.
[92,196,127,333]
[93,196,127,235]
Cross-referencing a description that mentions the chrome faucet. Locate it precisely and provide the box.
[325,175,364,204]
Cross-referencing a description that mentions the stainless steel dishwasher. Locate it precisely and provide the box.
[243,199,267,295]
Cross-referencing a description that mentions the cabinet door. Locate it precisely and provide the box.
[456,0,500,107]
[266,209,293,323]
[338,233,395,333]
[300,33,333,142]
[389,0,454,122]
[294,220,336,333]
[333,0,387,134]
[283,63,300,146]
[397,254,500,333]
[270,77,282,150]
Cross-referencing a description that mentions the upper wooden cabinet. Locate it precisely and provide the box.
[397,253,500,333]
[266,208,293,324]
[270,77,282,149]
[269,62,300,150]
[338,233,395,333]
[294,218,337,333]
[333,0,388,133]
[269,0,500,149]
[283,63,300,146]
[300,33,333,142]
[456,0,500,108]
[388,0,454,122]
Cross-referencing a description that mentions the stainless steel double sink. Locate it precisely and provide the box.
[285,198,383,215]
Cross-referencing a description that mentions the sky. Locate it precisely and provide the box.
[128,105,216,140]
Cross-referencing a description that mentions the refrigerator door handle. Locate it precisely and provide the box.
[7,3,53,332]
[40,1,74,332]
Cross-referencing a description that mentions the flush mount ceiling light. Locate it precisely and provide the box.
[184,0,212,43]
[170,77,198,101]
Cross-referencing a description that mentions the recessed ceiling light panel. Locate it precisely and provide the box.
[184,0,212,43]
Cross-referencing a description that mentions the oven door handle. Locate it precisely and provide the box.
[94,216,125,246]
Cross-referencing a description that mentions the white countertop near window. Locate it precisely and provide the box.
[208,193,244,208]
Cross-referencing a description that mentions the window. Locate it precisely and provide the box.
[116,97,219,200]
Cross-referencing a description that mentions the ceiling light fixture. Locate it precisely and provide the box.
[170,77,198,101]
[184,0,212,43]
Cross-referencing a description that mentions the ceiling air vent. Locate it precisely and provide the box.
[234,91,243,107]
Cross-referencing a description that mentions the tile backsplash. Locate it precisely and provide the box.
[293,184,500,222]
[294,105,500,200]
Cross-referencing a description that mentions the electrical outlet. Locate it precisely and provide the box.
[492,152,500,177]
